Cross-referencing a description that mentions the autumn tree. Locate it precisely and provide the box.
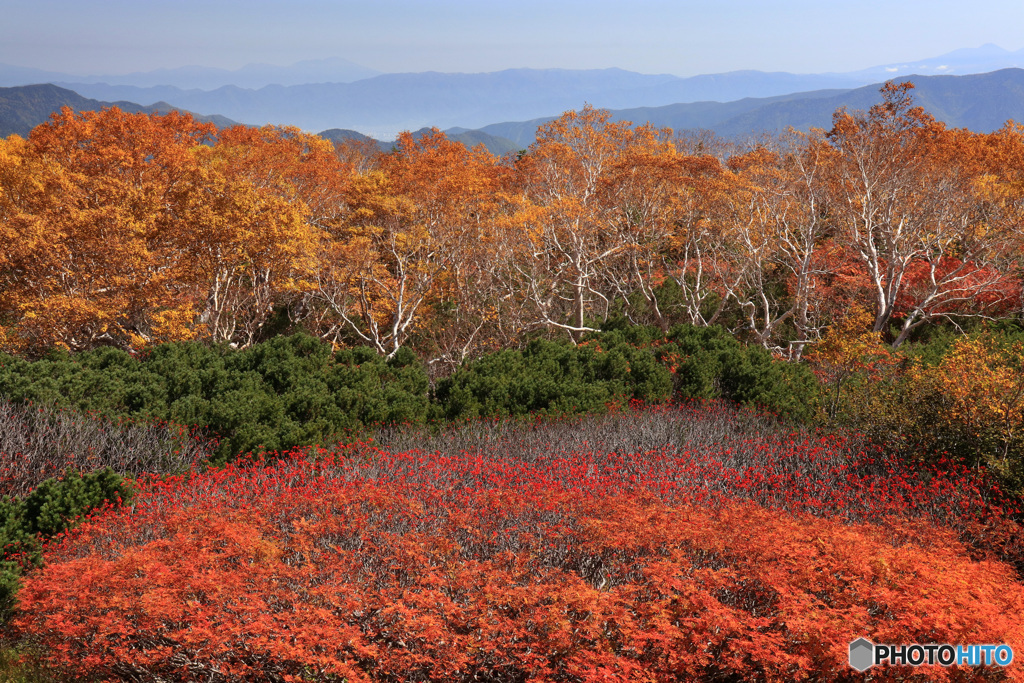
[314,129,501,359]
[655,151,748,330]
[182,126,334,346]
[805,307,902,425]
[511,106,676,339]
[0,134,45,351]
[726,134,835,358]
[600,137,724,333]
[906,334,1024,490]
[825,82,1019,346]
[956,121,1024,317]
[0,107,216,353]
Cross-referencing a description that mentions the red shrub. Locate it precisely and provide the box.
[13,411,1024,681]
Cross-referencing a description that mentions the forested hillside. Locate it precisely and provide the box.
[2,82,1021,362]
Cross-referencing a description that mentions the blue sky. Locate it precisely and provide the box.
[4,0,1024,76]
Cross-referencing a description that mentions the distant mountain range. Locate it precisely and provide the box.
[3,47,1024,155]
[841,43,1024,82]
[0,85,523,156]
[54,69,870,137]
[2,44,1022,138]
[0,84,238,138]
[472,69,1024,147]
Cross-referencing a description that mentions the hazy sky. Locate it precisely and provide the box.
[4,0,1024,76]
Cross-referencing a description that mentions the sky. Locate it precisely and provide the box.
[4,0,1024,77]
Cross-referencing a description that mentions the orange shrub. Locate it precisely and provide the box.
[12,455,1024,682]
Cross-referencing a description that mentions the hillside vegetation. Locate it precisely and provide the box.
[1,82,1023,681]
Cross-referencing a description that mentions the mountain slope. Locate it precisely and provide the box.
[471,69,1024,147]
[711,68,1024,137]
[478,88,851,147]
[0,84,237,138]
[317,126,520,157]
[58,68,872,137]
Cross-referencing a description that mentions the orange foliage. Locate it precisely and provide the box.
[14,473,1024,682]
[2,87,1024,357]
[314,129,504,358]
[805,307,901,422]
[0,108,216,351]
[907,335,1024,475]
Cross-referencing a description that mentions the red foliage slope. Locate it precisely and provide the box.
[12,406,1024,681]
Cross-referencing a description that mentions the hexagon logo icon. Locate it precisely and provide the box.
[849,638,875,672]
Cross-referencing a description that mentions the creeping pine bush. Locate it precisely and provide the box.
[595,322,820,421]
[431,336,672,421]
[0,333,429,462]
[0,325,817,462]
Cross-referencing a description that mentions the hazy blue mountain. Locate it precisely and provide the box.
[441,128,521,156]
[710,68,1024,138]
[845,43,1024,82]
[408,127,520,156]
[0,64,77,88]
[55,68,871,137]
[0,83,518,157]
[477,88,850,147]
[317,128,380,145]
[0,84,237,138]
[468,69,1024,147]
[10,44,1024,140]
[43,44,1024,137]
[1,57,380,89]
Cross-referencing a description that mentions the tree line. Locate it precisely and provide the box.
[1,82,1022,367]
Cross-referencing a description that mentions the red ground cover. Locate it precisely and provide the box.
[13,404,1024,681]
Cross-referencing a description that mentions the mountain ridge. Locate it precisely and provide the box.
[5,68,1024,155]
[52,68,869,136]
[5,44,1024,138]
[470,69,1024,147]
[0,84,523,157]
[0,83,237,138]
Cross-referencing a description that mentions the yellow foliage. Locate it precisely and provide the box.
[908,335,1024,474]
[806,308,902,424]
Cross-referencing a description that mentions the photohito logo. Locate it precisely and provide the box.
[849,638,1014,671]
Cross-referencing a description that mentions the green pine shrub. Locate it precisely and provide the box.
[0,333,430,463]
[595,322,819,422]
[431,336,673,421]
[0,326,817,461]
